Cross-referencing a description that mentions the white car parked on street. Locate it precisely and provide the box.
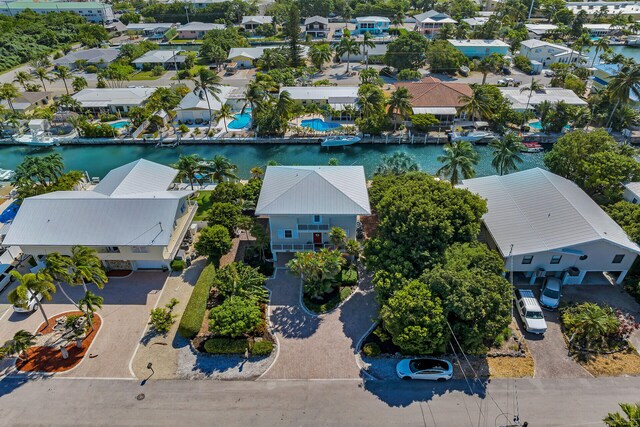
[515,289,547,334]
[396,358,453,381]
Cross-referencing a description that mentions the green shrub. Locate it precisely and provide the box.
[410,113,440,133]
[178,263,216,339]
[151,65,165,76]
[149,307,176,334]
[208,296,262,337]
[514,55,532,74]
[85,65,98,73]
[397,69,421,81]
[204,337,248,354]
[251,340,273,356]
[362,342,381,357]
[171,259,185,271]
[341,268,358,286]
[178,123,189,133]
[340,286,353,301]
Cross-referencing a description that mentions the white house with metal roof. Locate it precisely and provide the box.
[623,182,640,204]
[241,15,273,31]
[72,87,156,114]
[176,22,225,39]
[280,86,359,111]
[499,87,587,111]
[132,50,187,70]
[174,86,235,123]
[255,166,370,260]
[462,168,640,285]
[2,159,196,271]
[54,48,120,70]
[520,39,588,66]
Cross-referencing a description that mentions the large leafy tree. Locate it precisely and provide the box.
[425,40,468,73]
[283,2,302,66]
[606,201,640,243]
[336,29,361,74]
[365,172,487,277]
[437,140,480,185]
[195,225,232,267]
[189,68,222,136]
[308,43,333,71]
[7,271,56,328]
[207,202,242,236]
[208,295,262,337]
[209,155,239,183]
[384,31,429,71]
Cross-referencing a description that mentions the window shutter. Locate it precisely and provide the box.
[277,229,284,239]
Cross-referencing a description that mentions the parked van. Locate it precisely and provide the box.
[515,289,547,334]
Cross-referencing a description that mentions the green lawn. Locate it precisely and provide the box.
[130,71,164,80]
[169,38,203,44]
[194,190,214,221]
[171,64,208,80]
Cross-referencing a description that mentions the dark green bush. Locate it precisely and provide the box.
[341,268,358,286]
[204,337,248,354]
[362,342,381,357]
[171,260,185,271]
[177,263,216,339]
[513,55,532,74]
[85,65,98,73]
[251,340,273,356]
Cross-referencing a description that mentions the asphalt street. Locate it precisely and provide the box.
[0,376,638,426]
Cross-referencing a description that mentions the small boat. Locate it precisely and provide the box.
[626,35,640,47]
[520,141,544,153]
[321,135,361,147]
[0,169,15,181]
[450,131,495,143]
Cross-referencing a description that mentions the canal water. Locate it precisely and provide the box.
[0,143,546,179]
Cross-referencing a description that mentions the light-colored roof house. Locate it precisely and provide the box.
[462,168,640,285]
[54,48,120,69]
[525,23,558,38]
[280,86,359,110]
[227,46,308,68]
[72,87,156,113]
[448,39,509,58]
[256,166,370,259]
[1,92,52,113]
[624,182,640,204]
[3,159,197,270]
[414,10,457,37]
[131,50,187,69]
[176,22,225,39]
[520,39,588,67]
[499,87,587,111]
[126,23,177,39]
[174,86,235,123]
[241,15,273,30]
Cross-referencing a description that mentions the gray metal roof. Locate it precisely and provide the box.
[54,48,119,66]
[499,87,587,110]
[255,166,371,216]
[3,160,193,247]
[72,87,156,108]
[131,50,187,64]
[462,168,640,257]
[175,86,234,111]
[242,15,273,25]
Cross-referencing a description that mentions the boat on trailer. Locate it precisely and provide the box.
[321,135,361,147]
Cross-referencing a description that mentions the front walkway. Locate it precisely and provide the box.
[261,265,378,380]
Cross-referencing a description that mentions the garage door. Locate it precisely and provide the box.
[135,260,166,270]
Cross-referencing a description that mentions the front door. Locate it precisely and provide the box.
[313,232,322,246]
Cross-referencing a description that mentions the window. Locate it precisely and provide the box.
[106,246,120,253]
[284,230,293,239]
[312,215,321,224]
[613,254,625,264]
[132,246,148,253]
[633,198,638,204]
[579,254,588,261]
[550,255,562,265]
[522,256,533,265]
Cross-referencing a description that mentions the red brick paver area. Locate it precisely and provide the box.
[261,264,378,380]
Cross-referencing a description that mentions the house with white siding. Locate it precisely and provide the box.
[255,166,370,261]
[462,168,640,286]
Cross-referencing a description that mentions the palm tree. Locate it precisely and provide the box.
[458,84,495,121]
[72,76,88,93]
[250,166,264,179]
[52,66,72,95]
[189,68,222,136]
[392,11,405,29]
[43,252,78,308]
[209,155,239,183]
[13,71,33,91]
[373,152,420,175]
[69,245,108,293]
[308,43,333,71]
[604,402,640,427]
[357,86,385,119]
[33,67,52,92]
[387,87,413,130]
[274,90,294,122]
[4,330,36,361]
[437,140,479,185]
[361,31,376,68]
[215,103,234,133]
[606,63,640,129]
[519,78,545,126]
[489,132,524,175]
[172,154,207,190]
[7,271,56,328]
[78,291,103,331]
[0,83,19,114]
[336,30,361,74]
[591,37,612,67]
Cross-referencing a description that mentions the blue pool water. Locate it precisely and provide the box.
[110,121,130,129]
[530,121,571,131]
[228,113,251,130]
[0,201,19,223]
[301,119,342,132]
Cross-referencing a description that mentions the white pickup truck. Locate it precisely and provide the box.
[515,289,547,334]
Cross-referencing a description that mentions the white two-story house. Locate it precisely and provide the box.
[255,166,371,261]
[3,159,197,271]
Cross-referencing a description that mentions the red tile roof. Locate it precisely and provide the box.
[395,77,472,108]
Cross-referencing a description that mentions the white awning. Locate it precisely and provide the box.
[412,107,457,115]
[329,103,357,111]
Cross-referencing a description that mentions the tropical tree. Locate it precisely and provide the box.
[13,71,33,91]
[458,84,496,121]
[562,302,619,349]
[189,68,222,136]
[214,262,267,301]
[0,83,19,114]
[329,227,347,249]
[373,152,419,175]
[209,155,239,183]
[591,37,612,67]
[72,76,88,93]
[361,31,376,68]
[287,249,346,299]
[387,87,413,130]
[7,271,56,328]
[3,330,36,361]
[43,252,77,307]
[215,103,235,134]
[437,140,480,185]
[69,245,108,293]
[171,154,207,190]
[33,67,52,91]
[194,225,232,266]
[336,29,361,74]
[606,63,640,129]
[489,132,524,175]
[52,66,72,95]
[78,291,103,331]
[520,78,545,125]
[308,43,333,71]
[604,403,640,427]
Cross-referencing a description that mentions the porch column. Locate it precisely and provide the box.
[616,270,628,285]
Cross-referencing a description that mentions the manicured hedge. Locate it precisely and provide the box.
[177,263,216,339]
[251,340,273,356]
[204,337,248,354]
[171,260,185,271]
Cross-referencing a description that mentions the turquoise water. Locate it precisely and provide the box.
[228,113,251,130]
[0,144,547,179]
[529,121,571,131]
[110,121,130,129]
[301,119,342,132]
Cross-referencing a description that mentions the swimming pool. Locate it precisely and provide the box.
[228,113,251,130]
[300,119,342,132]
[110,121,131,129]
[529,121,571,131]
[0,201,19,223]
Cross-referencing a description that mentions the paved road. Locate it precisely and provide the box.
[1,376,639,426]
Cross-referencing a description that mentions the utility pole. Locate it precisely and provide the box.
[527,0,535,21]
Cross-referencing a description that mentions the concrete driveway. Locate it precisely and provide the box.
[0,271,167,378]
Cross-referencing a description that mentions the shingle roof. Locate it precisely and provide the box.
[462,168,640,257]
[394,77,472,108]
[255,166,371,215]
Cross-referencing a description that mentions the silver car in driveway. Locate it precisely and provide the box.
[396,358,453,381]
[540,277,562,309]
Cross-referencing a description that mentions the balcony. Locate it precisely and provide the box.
[165,202,198,260]
[297,224,330,232]
[272,243,314,251]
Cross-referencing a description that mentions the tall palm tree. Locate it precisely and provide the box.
[3,330,36,361]
[69,245,108,293]
[373,151,420,175]
[78,291,103,331]
[7,271,56,328]
[189,68,222,136]
[591,37,612,67]
[13,71,33,91]
[308,43,333,71]
[386,87,413,130]
[172,154,207,190]
[52,66,72,95]
[437,140,479,185]
[0,83,19,114]
[361,31,376,69]
[606,63,640,129]
[210,155,239,183]
[357,85,385,119]
[33,67,52,92]
[489,132,524,175]
[336,30,361,74]
[72,76,88,93]
[458,84,495,121]
[519,78,545,126]
[215,103,234,133]
[274,90,294,122]
[43,252,78,308]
